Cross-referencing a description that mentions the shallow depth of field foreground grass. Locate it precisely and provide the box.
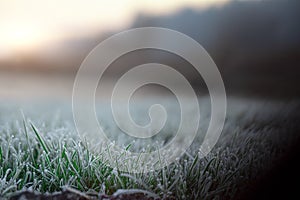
[0,98,299,199]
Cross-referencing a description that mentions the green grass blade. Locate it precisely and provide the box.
[30,123,50,154]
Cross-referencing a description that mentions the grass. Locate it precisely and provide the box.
[0,97,299,199]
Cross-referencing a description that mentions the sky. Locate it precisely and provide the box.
[0,0,229,58]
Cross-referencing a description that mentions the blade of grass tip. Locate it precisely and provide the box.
[203,157,216,175]
[30,122,51,166]
[20,110,30,143]
[30,122,50,154]
[188,154,198,177]
[21,112,37,167]
[125,143,132,151]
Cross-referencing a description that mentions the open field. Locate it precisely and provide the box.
[0,97,299,199]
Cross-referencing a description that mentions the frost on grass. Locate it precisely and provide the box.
[0,98,299,199]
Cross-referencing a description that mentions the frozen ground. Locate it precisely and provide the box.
[0,97,299,199]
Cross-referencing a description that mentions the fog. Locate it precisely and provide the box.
[1,0,299,99]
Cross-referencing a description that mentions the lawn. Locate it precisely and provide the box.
[0,97,299,199]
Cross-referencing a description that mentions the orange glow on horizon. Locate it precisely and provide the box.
[0,23,45,56]
[0,0,230,58]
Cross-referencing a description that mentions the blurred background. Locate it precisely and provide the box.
[0,0,300,101]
